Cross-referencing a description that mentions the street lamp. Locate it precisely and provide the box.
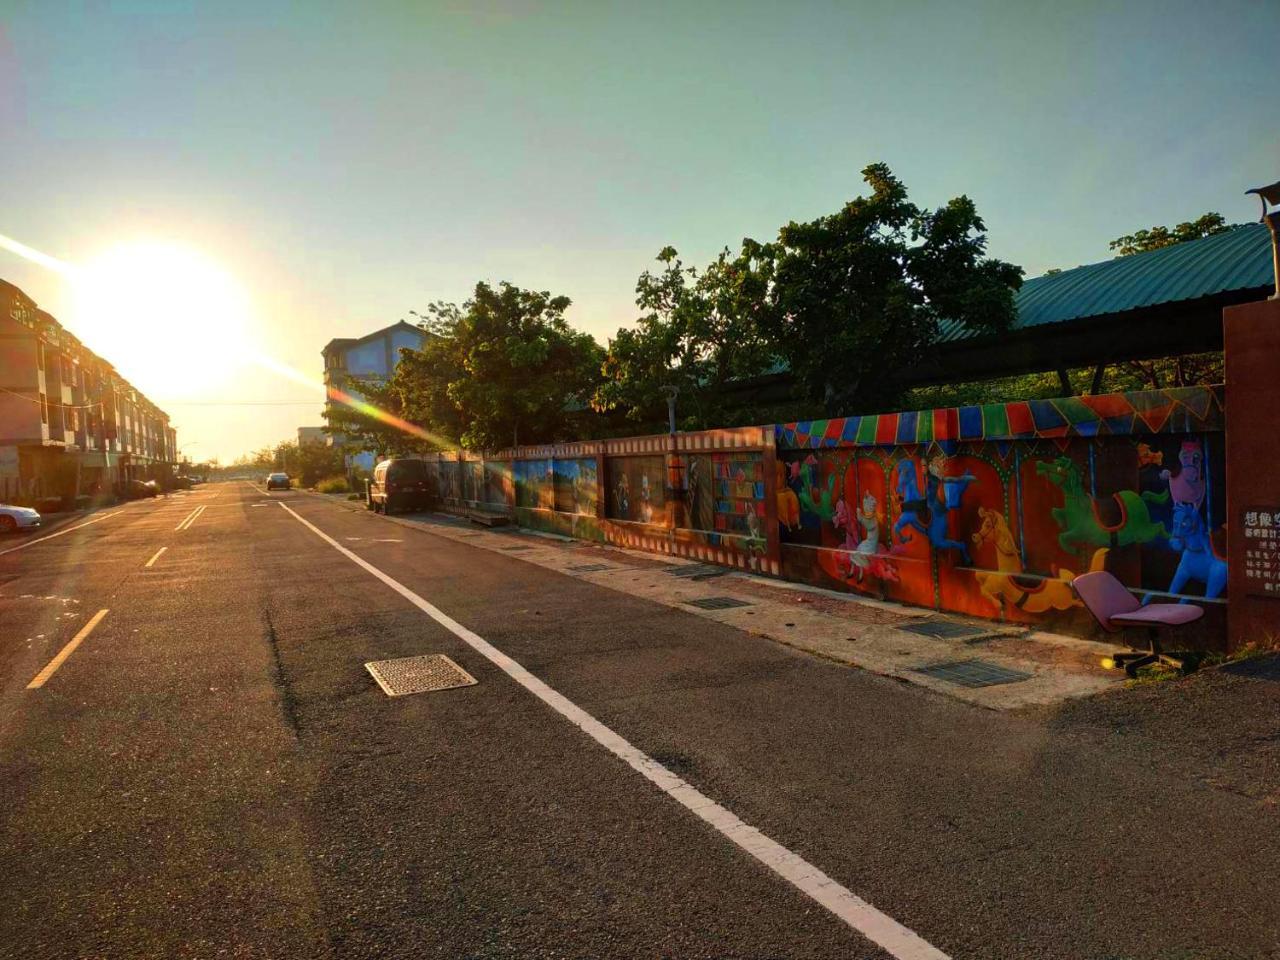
[659,384,679,436]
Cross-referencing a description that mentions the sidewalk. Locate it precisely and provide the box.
[309,492,1125,709]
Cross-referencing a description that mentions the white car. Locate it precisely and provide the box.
[0,503,41,534]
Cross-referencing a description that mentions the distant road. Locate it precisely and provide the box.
[1,482,1276,959]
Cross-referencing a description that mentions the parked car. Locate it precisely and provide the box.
[266,472,291,491]
[0,503,41,534]
[368,458,433,515]
[118,479,158,500]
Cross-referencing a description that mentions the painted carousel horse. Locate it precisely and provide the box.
[1146,502,1227,604]
[834,493,899,583]
[1036,457,1168,553]
[970,506,1107,613]
[892,456,975,564]
[797,455,837,522]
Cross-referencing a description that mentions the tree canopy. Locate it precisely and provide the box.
[593,163,1023,423]
[1108,212,1234,256]
[395,282,604,450]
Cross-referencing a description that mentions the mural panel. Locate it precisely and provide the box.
[776,386,1227,636]
[604,455,665,523]
[682,452,767,564]
[552,458,599,516]
[514,459,554,510]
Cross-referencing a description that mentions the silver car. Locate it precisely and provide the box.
[0,503,42,534]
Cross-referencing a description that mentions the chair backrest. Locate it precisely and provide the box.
[1071,571,1141,631]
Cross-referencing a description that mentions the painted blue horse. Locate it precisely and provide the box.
[893,457,977,564]
[1145,502,1228,604]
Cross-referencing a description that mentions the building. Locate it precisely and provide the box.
[297,426,327,446]
[321,320,429,471]
[0,278,177,502]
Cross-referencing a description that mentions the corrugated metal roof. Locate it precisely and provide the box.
[937,222,1274,344]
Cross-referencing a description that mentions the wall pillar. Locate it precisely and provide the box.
[1224,298,1280,652]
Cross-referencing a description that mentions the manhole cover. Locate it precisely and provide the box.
[1221,655,1280,682]
[913,660,1032,688]
[686,596,752,610]
[568,563,613,572]
[900,620,991,641]
[666,563,726,579]
[365,654,478,697]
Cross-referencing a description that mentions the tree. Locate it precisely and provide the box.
[763,163,1023,416]
[396,282,604,450]
[1104,211,1235,388]
[1108,212,1234,256]
[591,243,775,429]
[323,376,427,459]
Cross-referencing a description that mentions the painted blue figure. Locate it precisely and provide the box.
[893,454,976,564]
[1145,502,1228,604]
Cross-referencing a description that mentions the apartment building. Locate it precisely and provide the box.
[0,278,177,503]
[321,320,428,471]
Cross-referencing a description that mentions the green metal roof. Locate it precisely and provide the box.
[937,222,1274,344]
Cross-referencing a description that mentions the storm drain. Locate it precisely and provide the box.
[666,563,727,580]
[913,659,1032,688]
[1222,655,1280,682]
[568,563,613,573]
[500,545,533,552]
[686,596,753,611]
[365,654,478,697]
[900,619,992,641]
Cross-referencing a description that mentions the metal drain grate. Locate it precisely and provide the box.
[900,619,991,641]
[1222,655,1280,682]
[365,654,478,697]
[685,596,753,610]
[568,563,613,572]
[666,563,726,579]
[913,659,1032,688]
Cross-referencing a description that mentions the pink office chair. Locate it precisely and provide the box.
[1072,571,1203,677]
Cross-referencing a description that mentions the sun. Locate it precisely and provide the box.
[71,240,255,399]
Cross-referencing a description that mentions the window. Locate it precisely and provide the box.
[39,393,48,424]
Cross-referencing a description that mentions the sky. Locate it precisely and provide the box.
[1,0,1277,463]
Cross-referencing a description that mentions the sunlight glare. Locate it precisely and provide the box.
[72,241,255,399]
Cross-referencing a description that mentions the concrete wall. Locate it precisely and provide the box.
[418,389,1229,646]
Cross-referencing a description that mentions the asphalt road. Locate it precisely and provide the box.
[1,482,1277,960]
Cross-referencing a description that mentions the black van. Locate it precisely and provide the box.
[368,458,433,515]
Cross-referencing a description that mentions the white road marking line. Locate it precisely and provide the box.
[0,511,123,558]
[175,504,207,531]
[27,609,110,689]
[144,546,168,568]
[279,501,948,960]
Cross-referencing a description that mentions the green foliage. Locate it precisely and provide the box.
[594,163,1022,424]
[396,282,604,450]
[232,438,347,487]
[1108,212,1234,256]
[766,163,1023,416]
[315,474,349,494]
[592,243,775,429]
[323,376,427,460]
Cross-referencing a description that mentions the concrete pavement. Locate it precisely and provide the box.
[1,482,1277,959]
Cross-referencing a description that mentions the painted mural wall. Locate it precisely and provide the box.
[680,451,768,570]
[776,386,1227,640]
[604,455,666,525]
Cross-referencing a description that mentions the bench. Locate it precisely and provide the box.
[466,509,510,528]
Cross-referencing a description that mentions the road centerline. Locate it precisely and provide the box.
[277,500,949,960]
[27,609,110,689]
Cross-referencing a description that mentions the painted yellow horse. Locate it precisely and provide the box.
[970,507,1108,613]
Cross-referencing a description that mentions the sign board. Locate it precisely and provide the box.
[1241,506,1280,599]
